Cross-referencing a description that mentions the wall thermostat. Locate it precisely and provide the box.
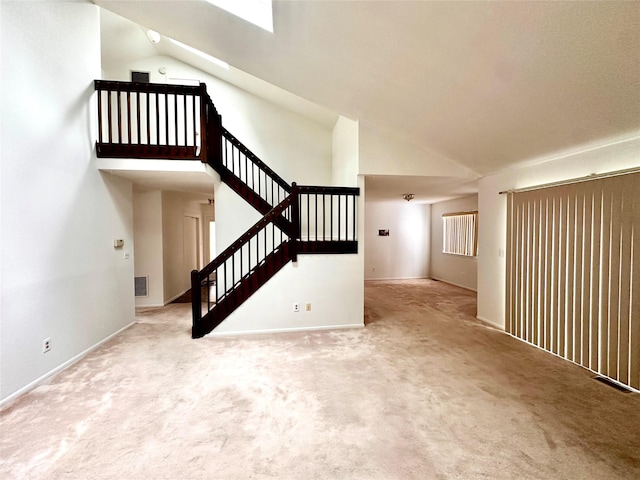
[114,239,124,248]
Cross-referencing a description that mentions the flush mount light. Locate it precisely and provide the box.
[403,194,415,202]
[146,29,161,44]
[169,38,229,69]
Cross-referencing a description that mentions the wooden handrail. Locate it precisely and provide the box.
[94,80,201,96]
[221,127,291,193]
[198,194,293,279]
[297,185,360,196]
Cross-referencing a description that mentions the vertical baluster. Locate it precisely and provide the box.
[126,90,131,145]
[345,195,349,241]
[206,273,210,310]
[315,193,318,241]
[214,267,219,303]
[224,138,228,168]
[352,194,356,241]
[338,195,342,241]
[135,91,141,144]
[232,145,237,176]
[245,153,248,185]
[306,193,311,242]
[330,194,334,241]
[223,260,227,299]
[183,94,187,147]
[231,145,241,178]
[322,193,326,241]
[173,93,178,146]
[97,89,103,144]
[192,95,197,148]
[164,93,169,146]
[107,90,112,143]
[155,93,160,146]
[117,89,122,143]
[146,92,150,145]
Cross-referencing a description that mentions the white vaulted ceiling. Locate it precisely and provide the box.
[95,0,640,179]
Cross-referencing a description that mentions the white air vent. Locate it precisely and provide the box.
[134,276,148,297]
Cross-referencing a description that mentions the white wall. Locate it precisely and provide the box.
[103,55,333,188]
[133,188,164,306]
[332,116,359,187]
[0,2,135,402]
[212,253,364,335]
[364,201,431,280]
[359,121,477,177]
[477,136,640,330]
[430,195,478,291]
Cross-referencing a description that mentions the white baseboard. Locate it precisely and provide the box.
[476,315,505,331]
[430,277,477,292]
[0,321,135,408]
[364,276,429,282]
[210,323,364,337]
[163,289,189,305]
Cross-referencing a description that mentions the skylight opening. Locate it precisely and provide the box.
[169,38,229,70]
[204,0,273,33]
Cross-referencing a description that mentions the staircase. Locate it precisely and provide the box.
[94,80,360,338]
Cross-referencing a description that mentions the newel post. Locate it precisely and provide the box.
[290,182,300,263]
[198,83,208,163]
[191,269,202,338]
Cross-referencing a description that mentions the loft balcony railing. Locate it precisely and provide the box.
[295,185,359,254]
[94,80,208,160]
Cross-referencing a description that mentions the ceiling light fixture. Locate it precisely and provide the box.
[146,29,161,44]
[169,38,229,70]
[403,194,415,202]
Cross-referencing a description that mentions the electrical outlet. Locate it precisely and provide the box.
[43,338,51,353]
[305,303,311,312]
[293,303,300,313]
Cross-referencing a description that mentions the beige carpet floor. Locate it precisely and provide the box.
[1,279,639,479]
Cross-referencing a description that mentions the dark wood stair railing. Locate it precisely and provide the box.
[211,127,292,233]
[295,185,360,254]
[191,184,360,338]
[95,80,207,160]
[94,80,361,336]
[191,194,295,338]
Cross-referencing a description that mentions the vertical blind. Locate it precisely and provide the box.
[443,211,478,256]
[506,172,640,390]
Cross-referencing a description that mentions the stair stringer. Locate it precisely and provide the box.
[193,241,293,338]
[210,162,292,234]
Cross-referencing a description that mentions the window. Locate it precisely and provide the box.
[204,0,273,32]
[442,211,478,256]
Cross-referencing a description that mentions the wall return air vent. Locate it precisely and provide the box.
[134,276,148,297]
